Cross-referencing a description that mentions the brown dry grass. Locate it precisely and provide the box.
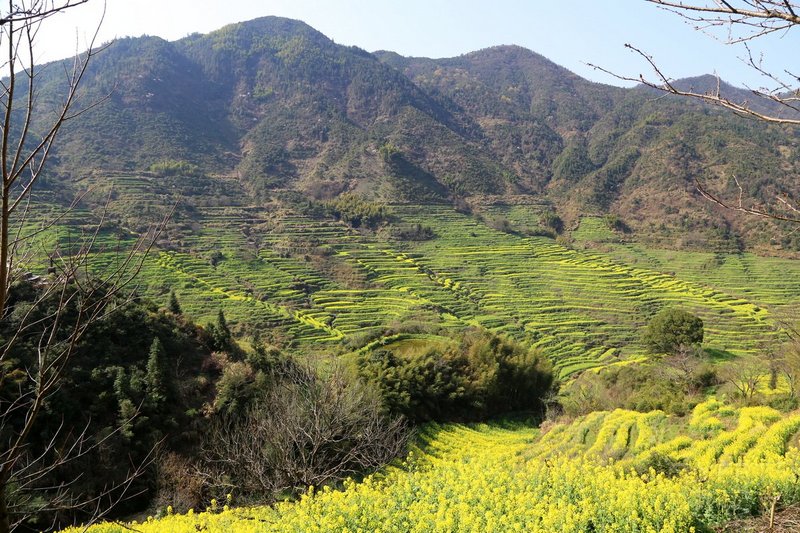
[715,504,800,533]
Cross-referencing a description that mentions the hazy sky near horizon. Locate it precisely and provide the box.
[35,0,798,89]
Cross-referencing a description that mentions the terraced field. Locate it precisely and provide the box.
[599,240,800,322]
[532,398,800,468]
[66,399,800,533]
[17,178,800,377]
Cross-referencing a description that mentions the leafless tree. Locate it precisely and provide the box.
[770,320,800,398]
[617,1,800,125]
[199,361,409,503]
[657,343,706,391]
[0,2,165,531]
[722,357,764,401]
[590,1,800,221]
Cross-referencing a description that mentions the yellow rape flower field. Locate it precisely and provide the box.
[66,399,800,532]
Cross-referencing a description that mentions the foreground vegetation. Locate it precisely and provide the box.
[66,398,800,532]
[14,188,800,529]
[2,273,554,530]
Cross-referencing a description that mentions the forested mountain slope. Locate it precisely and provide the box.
[27,16,796,251]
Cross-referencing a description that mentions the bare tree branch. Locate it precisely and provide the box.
[0,1,89,26]
[695,176,800,222]
[588,43,800,125]
[199,361,410,504]
[588,1,800,223]
[0,2,171,531]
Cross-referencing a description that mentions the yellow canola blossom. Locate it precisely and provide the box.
[65,400,800,533]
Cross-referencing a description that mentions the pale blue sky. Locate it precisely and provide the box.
[38,0,798,89]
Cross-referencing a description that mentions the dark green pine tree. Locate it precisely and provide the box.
[113,367,135,439]
[209,309,233,352]
[168,289,182,315]
[216,309,231,339]
[146,337,169,408]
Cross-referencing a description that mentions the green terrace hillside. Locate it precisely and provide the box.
[21,176,800,380]
[19,15,799,251]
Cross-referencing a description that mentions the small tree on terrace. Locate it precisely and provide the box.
[643,307,704,355]
[168,289,182,315]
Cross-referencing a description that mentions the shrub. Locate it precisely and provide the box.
[603,214,630,233]
[325,194,389,229]
[355,329,554,422]
[200,362,408,504]
[539,212,564,234]
[154,452,205,512]
[489,217,515,234]
[634,451,687,478]
[392,223,436,241]
[452,197,472,215]
[560,363,703,417]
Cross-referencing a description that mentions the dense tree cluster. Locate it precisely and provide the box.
[324,194,389,229]
[149,160,202,177]
[0,281,214,529]
[355,329,554,422]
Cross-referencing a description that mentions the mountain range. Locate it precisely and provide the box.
[40,16,800,251]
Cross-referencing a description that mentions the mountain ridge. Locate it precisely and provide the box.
[36,15,800,252]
